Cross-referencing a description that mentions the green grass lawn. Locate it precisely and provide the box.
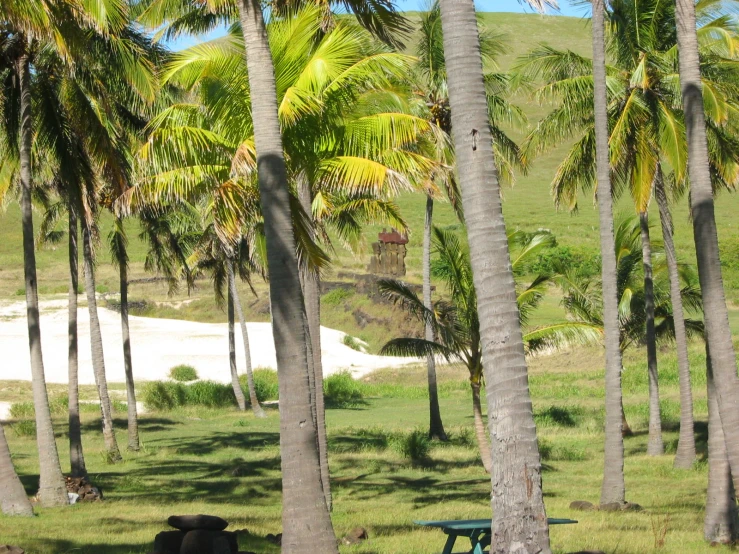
[0,339,731,554]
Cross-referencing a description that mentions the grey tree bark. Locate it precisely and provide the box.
[117,222,140,451]
[654,170,696,468]
[82,223,122,463]
[675,0,739,492]
[437,0,550,551]
[297,179,332,511]
[0,424,34,516]
[705,347,738,544]
[227,287,247,412]
[471,381,492,473]
[236,1,337,550]
[424,195,447,441]
[17,52,69,508]
[592,0,627,506]
[639,211,664,455]
[67,206,87,476]
[227,260,265,417]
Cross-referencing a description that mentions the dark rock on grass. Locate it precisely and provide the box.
[154,531,186,554]
[621,502,642,511]
[0,546,25,554]
[569,501,596,511]
[179,530,236,554]
[342,527,369,545]
[168,515,229,532]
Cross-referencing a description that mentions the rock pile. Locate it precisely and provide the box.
[152,515,244,554]
[65,476,103,503]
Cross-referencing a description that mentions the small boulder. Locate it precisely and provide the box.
[0,546,24,554]
[598,502,622,512]
[154,531,186,554]
[621,502,642,512]
[342,527,369,545]
[178,531,238,554]
[168,515,229,532]
[569,501,596,511]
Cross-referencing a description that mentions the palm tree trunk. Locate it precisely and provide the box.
[118,233,140,452]
[67,206,86,476]
[705,346,738,544]
[17,51,68,508]
[227,287,247,412]
[82,223,122,463]
[592,0,626,506]
[654,170,696,468]
[0,424,34,516]
[621,392,633,437]
[437,0,550,551]
[471,381,492,473]
[639,211,664,456]
[297,179,332,511]
[424,195,447,441]
[227,260,265,417]
[675,0,739,491]
[236,1,337,549]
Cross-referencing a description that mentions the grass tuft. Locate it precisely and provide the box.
[168,364,199,382]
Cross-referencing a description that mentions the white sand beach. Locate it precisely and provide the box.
[0,298,418,387]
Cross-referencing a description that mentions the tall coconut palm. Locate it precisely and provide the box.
[435,0,553,547]
[381,227,602,473]
[412,0,526,441]
[704,345,739,544]
[674,0,739,490]
[236,1,337,547]
[0,424,34,517]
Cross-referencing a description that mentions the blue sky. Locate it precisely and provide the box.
[166,0,590,50]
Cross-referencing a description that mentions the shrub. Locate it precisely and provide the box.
[9,402,35,419]
[249,368,279,402]
[186,381,235,408]
[10,420,36,437]
[392,429,431,462]
[169,365,199,382]
[525,245,601,278]
[341,334,363,351]
[322,287,354,306]
[324,371,365,408]
[142,380,236,410]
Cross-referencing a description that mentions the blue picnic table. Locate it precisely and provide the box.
[414,518,578,554]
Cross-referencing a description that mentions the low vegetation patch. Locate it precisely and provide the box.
[168,364,199,382]
[246,368,279,402]
[341,334,363,351]
[324,371,366,408]
[141,380,236,410]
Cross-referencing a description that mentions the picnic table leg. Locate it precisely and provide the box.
[441,533,456,554]
[470,530,490,554]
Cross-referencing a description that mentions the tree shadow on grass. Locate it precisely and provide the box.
[170,430,280,456]
[19,539,150,554]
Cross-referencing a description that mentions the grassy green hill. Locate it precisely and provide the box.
[1,12,737,343]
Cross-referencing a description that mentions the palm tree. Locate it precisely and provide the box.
[436,0,553,547]
[704,345,739,544]
[0,424,34,516]
[412,1,526,442]
[381,228,601,473]
[674,0,739,489]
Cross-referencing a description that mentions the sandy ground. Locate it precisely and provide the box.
[0,298,417,390]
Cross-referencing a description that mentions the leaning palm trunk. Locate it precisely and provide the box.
[82,224,122,463]
[704,346,738,544]
[654,171,696,468]
[297,179,332,510]
[17,52,69,508]
[117,226,140,451]
[471,381,492,473]
[424,195,447,441]
[227,288,247,412]
[227,260,264,417]
[639,211,663,456]
[675,0,739,490]
[437,0,550,551]
[0,424,34,516]
[592,0,626,506]
[67,206,86,476]
[236,1,337,550]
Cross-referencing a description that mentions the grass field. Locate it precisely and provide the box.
[0,338,731,554]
